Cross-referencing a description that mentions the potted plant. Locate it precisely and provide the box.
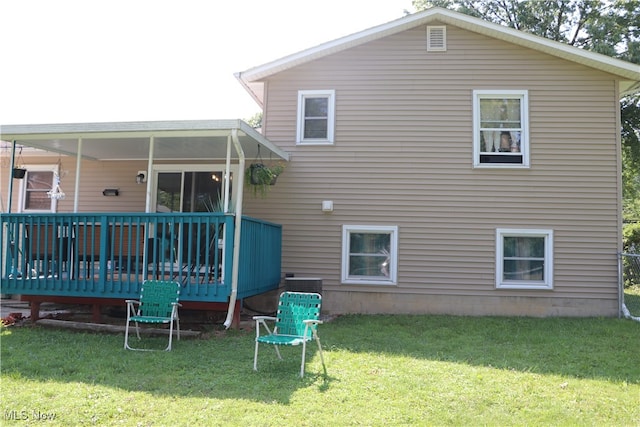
[12,149,27,179]
[12,167,26,179]
[246,163,285,196]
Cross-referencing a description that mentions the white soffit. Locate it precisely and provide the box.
[0,119,289,162]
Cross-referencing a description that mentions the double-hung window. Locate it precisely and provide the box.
[473,90,529,167]
[496,228,553,289]
[342,225,398,285]
[296,90,335,144]
[19,166,58,213]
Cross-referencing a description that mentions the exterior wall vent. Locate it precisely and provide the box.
[427,25,447,52]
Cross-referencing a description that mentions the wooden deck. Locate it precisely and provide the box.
[2,212,283,325]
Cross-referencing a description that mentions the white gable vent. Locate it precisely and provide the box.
[427,25,447,52]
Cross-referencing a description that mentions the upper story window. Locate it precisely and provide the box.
[296,90,335,145]
[473,90,529,168]
[342,225,398,285]
[496,228,553,290]
[19,165,58,213]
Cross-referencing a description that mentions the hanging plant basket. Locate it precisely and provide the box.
[12,168,26,179]
[246,163,285,196]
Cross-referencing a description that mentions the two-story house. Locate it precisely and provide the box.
[2,7,639,319]
[236,7,640,317]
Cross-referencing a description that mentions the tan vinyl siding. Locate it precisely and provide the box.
[2,156,148,213]
[245,23,621,316]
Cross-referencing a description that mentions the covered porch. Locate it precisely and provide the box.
[1,120,289,327]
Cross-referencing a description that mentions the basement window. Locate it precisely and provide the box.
[341,225,398,285]
[496,228,554,290]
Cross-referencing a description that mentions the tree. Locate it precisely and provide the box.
[413,0,640,220]
[245,112,263,129]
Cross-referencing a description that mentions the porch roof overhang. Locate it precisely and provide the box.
[0,119,289,162]
[1,119,287,330]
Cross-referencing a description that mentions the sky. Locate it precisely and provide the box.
[1,0,415,125]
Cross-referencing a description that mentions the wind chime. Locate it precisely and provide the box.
[47,158,66,200]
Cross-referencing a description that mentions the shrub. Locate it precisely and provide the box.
[623,221,640,253]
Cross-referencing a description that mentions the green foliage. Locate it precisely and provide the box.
[622,94,640,222]
[415,0,640,54]
[623,221,640,253]
[245,112,263,129]
[2,316,639,425]
[245,163,285,197]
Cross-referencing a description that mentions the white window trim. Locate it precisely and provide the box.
[496,228,553,290]
[341,225,398,285]
[18,164,58,213]
[296,89,335,145]
[473,90,530,169]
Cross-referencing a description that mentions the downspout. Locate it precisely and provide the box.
[73,138,83,212]
[224,128,245,329]
[614,82,623,318]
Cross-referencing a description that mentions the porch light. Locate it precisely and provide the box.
[136,171,146,184]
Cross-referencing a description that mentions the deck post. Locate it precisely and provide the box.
[30,300,41,323]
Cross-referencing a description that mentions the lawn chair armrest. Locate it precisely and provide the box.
[254,316,277,336]
[125,299,140,304]
[303,319,323,326]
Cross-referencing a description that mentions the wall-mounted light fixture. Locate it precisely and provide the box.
[136,171,147,184]
[103,188,119,196]
[322,200,333,212]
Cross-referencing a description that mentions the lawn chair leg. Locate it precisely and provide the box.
[166,320,174,351]
[164,312,180,351]
[274,345,282,360]
[124,320,141,350]
[300,341,307,377]
[135,322,141,340]
[254,341,259,371]
[176,315,180,340]
[124,321,130,350]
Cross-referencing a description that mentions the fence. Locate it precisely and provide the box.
[620,252,640,321]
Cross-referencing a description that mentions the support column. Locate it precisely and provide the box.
[73,138,83,212]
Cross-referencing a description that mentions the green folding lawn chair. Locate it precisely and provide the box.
[124,280,181,351]
[253,291,326,377]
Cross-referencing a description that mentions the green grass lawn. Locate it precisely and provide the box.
[1,315,638,426]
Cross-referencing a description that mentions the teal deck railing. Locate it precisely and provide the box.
[1,213,282,303]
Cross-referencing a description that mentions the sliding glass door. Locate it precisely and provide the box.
[155,169,234,213]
